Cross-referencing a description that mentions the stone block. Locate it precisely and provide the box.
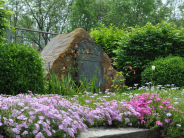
[41,28,125,93]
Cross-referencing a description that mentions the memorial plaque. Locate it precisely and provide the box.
[74,39,106,88]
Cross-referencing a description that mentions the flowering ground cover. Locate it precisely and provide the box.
[0,81,184,138]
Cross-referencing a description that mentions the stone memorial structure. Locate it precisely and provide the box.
[41,28,125,93]
[74,39,106,88]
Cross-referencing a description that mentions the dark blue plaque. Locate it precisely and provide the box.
[74,39,106,88]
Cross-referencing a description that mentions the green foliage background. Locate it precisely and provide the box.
[89,23,129,70]
[112,21,184,88]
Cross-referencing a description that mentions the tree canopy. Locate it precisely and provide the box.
[0,0,14,43]
[3,0,184,50]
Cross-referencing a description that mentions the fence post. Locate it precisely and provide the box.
[21,30,24,44]
[8,29,11,43]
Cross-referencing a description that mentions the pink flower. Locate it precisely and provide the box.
[167,106,175,109]
[108,120,112,125]
[165,119,170,123]
[89,99,94,102]
[109,65,112,70]
[75,44,78,48]
[145,110,151,115]
[85,100,90,103]
[159,105,163,108]
[151,106,155,109]
[162,99,170,106]
[153,113,159,115]
[147,100,152,104]
[156,121,163,126]
[175,110,183,113]
[157,97,162,101]
[141,120,146,125]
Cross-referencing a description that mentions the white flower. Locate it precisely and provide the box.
[152,66,155,70]
[166,113,172,117]
[174,102,179,105]
[103,96,110,98]
[176,124,181,127]
[181,91,184,96]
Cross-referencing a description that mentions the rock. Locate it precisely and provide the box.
[41,28,125,93]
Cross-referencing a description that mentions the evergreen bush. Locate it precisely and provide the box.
[0,43,47,96]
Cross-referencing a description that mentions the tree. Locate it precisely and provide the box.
[4,0,76,51]
[165,0,184,28]
[4,0,183,51]
[67,0,100,33]
[4,0,25,44]
[150,3,172,25]
[67,0,116,33]
[23,0,73,51]
[0,0,14,43]
[89,0,112,31]
[102,0,173,29]
[176,3,184,27]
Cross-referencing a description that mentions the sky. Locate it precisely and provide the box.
[162,0,183,18]
[162,0,167,4]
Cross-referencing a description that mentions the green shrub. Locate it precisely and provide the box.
[141,54,184,88]
[0,43,47,96]
[89,23,129,69]
[113,20,184,88]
